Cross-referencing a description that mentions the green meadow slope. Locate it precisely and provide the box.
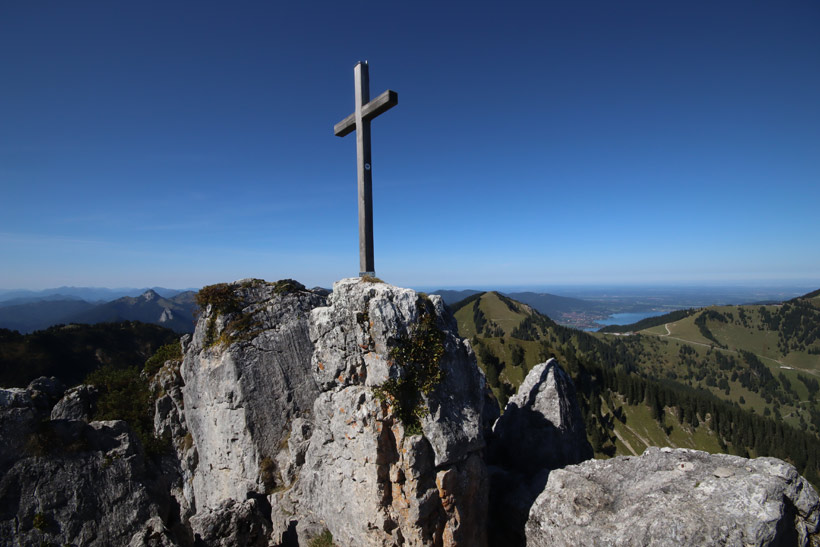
[599,291,820,432]
[448,289,820,486]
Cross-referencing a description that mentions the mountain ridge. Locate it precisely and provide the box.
[0,290,198,334]
[0,286,197,302]
[67,290,198,334]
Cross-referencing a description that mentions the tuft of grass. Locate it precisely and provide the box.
[197,284,244,347]
[273,279,306,295]
[196,283,242,315]
[240,278,267,289]
[259,456,279,494]
[182,432,194,452]
[32,512,48,532]
[359,274,384,284]
[308,529,335,547]
[213,314,262,348]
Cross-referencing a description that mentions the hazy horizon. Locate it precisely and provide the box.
[2,278,817,298]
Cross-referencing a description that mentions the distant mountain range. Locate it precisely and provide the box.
[0,289,199,334]
[0,286,196,302]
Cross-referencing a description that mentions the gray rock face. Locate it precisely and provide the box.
[487,358,593,545]
[1,377,66,473]
[51,384,99,421]
[0,388,41,473]
[151,350,198,534]
[491,358,592,474]
[181,280,326,510]
[0,419,173,547]
[26,376,66,407]
[272,278,489,546]
[526,446,820,547]
[309,278,485,465]
[189,498,272,547]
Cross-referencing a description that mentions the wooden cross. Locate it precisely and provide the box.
[334,61,398,277]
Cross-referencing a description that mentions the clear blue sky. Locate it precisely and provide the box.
[2,1,818,290]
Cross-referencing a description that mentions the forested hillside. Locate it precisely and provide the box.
[450,290,820,486]
[0,322,178,387]
[628,292,820,429]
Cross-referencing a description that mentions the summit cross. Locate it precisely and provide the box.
[334,61,398,277]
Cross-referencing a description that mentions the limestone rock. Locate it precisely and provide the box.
[189,497,272,547]
[491,358,592,474]
[1,377,66,473]
[26,376,66,408]
[181,280,326,510]
[308,278,486,466]
[151,354,198,530]
[274,278,489,547]
[51,384,99,421]
[486,358,592,545]
[526,446,820,547]
[0,419,174,547]
[0,388,40,473]
[128,516,179,547]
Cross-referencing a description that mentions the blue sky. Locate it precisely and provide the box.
[1,1,818,290]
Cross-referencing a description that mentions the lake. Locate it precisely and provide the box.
[594,311,667,328]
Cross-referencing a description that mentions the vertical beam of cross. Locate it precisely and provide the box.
[334,61,398,277]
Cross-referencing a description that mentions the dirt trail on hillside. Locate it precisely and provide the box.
[613,429,638,456]
[651,323,819,376]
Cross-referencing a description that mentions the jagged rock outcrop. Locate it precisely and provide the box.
[491,358,591,473]
[270,278,489,546]
[189,497,272,547]
[167,278,490,545]
[487,358,593,545]
[151,339,198,537]
[527,446,820,546]
[0,377,65,472]
[180,280,327,512]
[26,376,66,407]
[0,417,174,546]
[51,384,99,421]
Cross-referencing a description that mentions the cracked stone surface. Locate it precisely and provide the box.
[526,446,820,547]
[271,278,489,547]
[181,280,327,511]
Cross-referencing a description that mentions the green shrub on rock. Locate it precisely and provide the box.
[374,297,446,435]
[308,529,335,547]
[84,366,168,456]
[143,342,182,377]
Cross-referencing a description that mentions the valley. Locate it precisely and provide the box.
[448,288,820,486]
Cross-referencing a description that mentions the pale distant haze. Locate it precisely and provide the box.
[1,1,818,290]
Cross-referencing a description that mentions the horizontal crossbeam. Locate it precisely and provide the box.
[334,89,398,137]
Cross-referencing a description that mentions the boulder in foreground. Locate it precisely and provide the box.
[526,446,820,547]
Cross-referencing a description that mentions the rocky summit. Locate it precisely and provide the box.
[1,277,818,546]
